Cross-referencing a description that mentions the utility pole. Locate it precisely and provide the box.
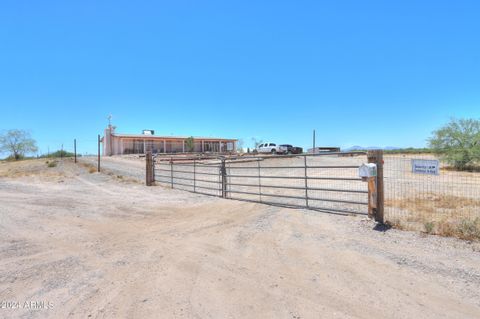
[107,114,113,156]
[312,130,316,154]
[97,134,101,172]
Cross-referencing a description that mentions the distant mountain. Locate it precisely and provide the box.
[345,145,365,151]
[343,146,401,151]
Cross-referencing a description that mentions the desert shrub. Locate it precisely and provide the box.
[384,148,435,154]
[456,218,480,241]
[5,154,25,161]
[47,161,57,168]
[88,167,96,174]
[43,150,76,158]
[428,118,480,170]
[388,194,480,241]
[436,219,457,237]
[424,221,435,234]
[386,218,408,231]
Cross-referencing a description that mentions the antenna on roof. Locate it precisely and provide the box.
[107,114,112,128]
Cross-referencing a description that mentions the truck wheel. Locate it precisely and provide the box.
[271,149,276,155]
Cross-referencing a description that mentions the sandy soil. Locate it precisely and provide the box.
[1,158,480,319]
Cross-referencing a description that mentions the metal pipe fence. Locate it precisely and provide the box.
[153,152,369,215]
[150,151,480,227]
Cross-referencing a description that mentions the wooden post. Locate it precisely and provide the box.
[74,139,77,163]
[97,134,101,172]
[146,151,153,186]
[367,150,384,223]
[368,178,377,217]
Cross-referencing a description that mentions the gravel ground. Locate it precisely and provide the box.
[79,156,146,182]
[1,158,480,318]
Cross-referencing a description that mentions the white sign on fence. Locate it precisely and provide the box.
[411,159,440,175]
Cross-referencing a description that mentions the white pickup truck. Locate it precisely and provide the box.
[254,143,279,154]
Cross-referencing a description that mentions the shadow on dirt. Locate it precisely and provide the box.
[373,223,392,232]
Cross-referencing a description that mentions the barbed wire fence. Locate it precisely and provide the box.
[33,138,100,158]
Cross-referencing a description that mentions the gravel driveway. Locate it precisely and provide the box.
[1,158,479,318]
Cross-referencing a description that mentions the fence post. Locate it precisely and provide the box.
[97,134,101,172]
[367,150,384,223]
[74,139,77,163]
[221,158,227,198]
[304,155,309,208]
[146,151,153,186]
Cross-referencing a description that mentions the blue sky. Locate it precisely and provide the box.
[0,0,479,155]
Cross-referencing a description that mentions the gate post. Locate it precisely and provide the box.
[146,151,153,186]
[367,150,384,223]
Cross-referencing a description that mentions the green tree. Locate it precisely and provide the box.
[185,136,195,153]
[428,118,480,170]
[0,129,38,160]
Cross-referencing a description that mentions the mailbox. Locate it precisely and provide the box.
[359,163,377,179]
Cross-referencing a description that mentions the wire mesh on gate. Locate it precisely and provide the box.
[225,153,368,214]
[384,154,480,227]
[154,158,223,197]
[154,152,370,215]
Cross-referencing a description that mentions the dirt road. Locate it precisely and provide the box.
[1,159,480,318]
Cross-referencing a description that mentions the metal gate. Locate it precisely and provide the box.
[153,152,369,215]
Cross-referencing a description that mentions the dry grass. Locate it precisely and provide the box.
[47,161,57,168]
[386,194,480,240]
[0,158,66,179]
[79,161,98,174]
